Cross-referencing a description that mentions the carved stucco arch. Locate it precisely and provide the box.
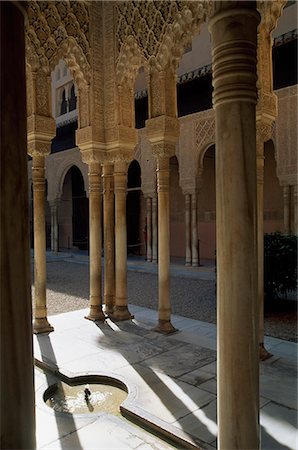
[116,1,211,83]
[116,35,148,88]
[47,155,88,203]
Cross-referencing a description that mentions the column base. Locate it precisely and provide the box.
[152,320,178,335]
[259,343,272,361]
[192,262,199,267]
[110,306,134,321]
[85,306,105,322]
[104,305,115,316]
[33,318,54,334]
[185,262,191,267]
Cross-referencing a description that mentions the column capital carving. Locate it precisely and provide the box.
[27,114,56,157]
[256,120,273,148]
[88,162,102,194]
[146,115,179,159]
[146,116,180,143]
[76,126,106,165]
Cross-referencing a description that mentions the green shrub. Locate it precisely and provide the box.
[264,232,297,300]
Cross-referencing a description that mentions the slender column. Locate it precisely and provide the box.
[85,163,105,321]
[1,2,35,447]
[112,160,133,321]
[32,155,53,334]
[152,194,158,263]
[191,192,199,267]
[50,200,59,254]
[209,3,259,449]
[257,144,271,360]
[103,163,115,316]
[146,196,152,262]
[185,194,191,266]
[294,185,298,235]
[283,185,291,234]
[153,157,176,334]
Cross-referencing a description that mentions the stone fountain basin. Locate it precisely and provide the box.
[44,377,128,416]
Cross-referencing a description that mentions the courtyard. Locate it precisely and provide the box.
[33,254,297,449]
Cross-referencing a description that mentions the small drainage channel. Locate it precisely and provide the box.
[36,363,208,450]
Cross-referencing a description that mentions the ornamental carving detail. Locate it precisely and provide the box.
[115,1,211,85]
[26,1,91,86]
[195,116,215,153]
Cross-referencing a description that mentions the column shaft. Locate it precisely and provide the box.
[191,193,199,267]
[50,201,58,253]
[1,3,35,447]
[103,163,115,315]
[209,4,259,449]
[112,160,133,321]
[152,195,158,263]
[283,185,291,234]
[154,157,176,333]
[185,194,191,266]
[294,185,298,235]
[257,150,271,360]
[32,155,53,334]
[85,163,105,321]
[146,197,152,262]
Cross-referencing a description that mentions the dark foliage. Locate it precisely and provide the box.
[264,232,297,300]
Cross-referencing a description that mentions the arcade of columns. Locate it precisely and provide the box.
[1,1,290,449]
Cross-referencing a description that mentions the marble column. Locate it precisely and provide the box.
[146,196,152,262]
[154,157,176,334]
[185,193,191,266]
[103,163,115,316]
[50,199,59,254]
[283,185,291,234]
[152,194,158,263]
[209,3,259,449]
[85,162,105,322]
[32,155,54,334]
[112,160,133,321]
[257,143,271,360]
[294,185,298,235]
[1,2,35,447]
[191,192,199,267]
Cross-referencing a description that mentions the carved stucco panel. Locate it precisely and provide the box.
[275,86,298,185]
[177,116,197,193]
[137,129,156,195]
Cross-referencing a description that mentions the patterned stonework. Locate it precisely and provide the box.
[26,1,90,85]
[275,86,298,186]
[115,1,211,84]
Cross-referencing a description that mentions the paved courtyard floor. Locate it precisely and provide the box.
[34,305,297,449]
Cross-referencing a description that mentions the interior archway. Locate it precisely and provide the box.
[59,165,89,250]
[198,145,216,261]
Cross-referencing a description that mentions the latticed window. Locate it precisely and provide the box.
[60,89,67,115]
[68,84,76,111]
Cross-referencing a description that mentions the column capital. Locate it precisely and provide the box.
[256,120,273,151]
[76,127,106,164]
[88,162,102,194]
[27,114,56,157]
[209,3,260,108]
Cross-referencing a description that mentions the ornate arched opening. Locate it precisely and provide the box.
[127,160,142,255]
[198,144,216,261]
[59,165,88,250]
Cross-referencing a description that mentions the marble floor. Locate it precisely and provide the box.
[34,305,297,449]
